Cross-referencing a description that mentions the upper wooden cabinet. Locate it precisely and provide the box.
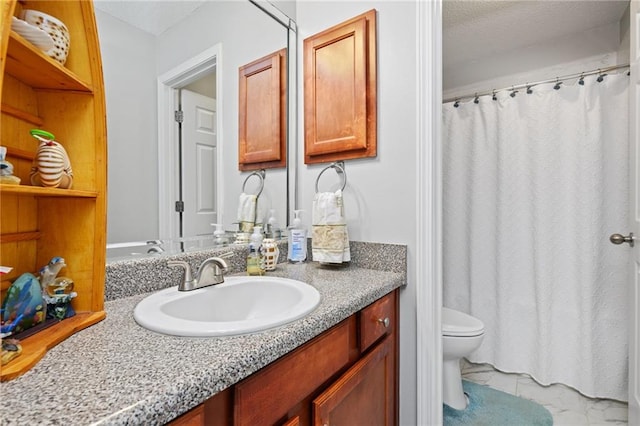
[0,0,107,380]
[304,9,377,165]
[238,48,287,171]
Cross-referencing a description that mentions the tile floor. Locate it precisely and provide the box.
[460,359,628,425]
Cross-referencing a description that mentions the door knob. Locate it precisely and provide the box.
[610,232,634,247]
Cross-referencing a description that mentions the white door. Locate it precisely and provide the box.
[180,89,217,238]
[627,2,640,423]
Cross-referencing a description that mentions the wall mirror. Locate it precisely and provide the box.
[95,0,297,260]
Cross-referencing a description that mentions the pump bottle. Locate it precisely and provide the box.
[247,226,265,275]
[287,210,307,263]
[212,224,228,247]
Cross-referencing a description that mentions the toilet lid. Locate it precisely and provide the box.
[442,307,485,337]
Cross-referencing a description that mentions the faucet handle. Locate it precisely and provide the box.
[167,260,194,283]
[217,251,234,260]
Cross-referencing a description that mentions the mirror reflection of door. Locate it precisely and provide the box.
[179,88,217,238]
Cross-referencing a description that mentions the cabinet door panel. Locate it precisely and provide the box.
[238,48,287,170]
[313,337,393,426]
[303,9,377,164]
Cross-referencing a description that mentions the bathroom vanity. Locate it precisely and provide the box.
[0,242,406,425]
[171,288,397,426]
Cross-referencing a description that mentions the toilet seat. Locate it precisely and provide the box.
[442,307,485,337]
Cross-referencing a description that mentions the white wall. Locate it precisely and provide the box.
[295,2,419,424]
[96,10,159,243]
[444,20,626,100]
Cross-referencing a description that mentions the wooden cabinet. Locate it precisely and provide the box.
[238,48,287,171]
[168,290,398,426]
[0,0,107,381]
[303,9,377,165]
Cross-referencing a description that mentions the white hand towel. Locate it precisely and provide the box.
[237,192,257,233]
[312,189,350,264]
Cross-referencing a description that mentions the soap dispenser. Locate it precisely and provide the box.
[212,224,228,247]
[287,210,307,263]
[247,226,265,275]
[266,209,279,239]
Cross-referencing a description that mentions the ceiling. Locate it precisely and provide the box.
[94,0,207,36]
[443,0,629,68]
[93,0,630,69]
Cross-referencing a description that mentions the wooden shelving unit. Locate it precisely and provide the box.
[0,0,107,381]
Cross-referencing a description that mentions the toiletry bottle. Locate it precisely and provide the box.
[266,209,278,239]
[287,210,307,263]
[212,224,227,247]
[247,226,265,275]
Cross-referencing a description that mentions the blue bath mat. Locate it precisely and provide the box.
[444,380,553,426]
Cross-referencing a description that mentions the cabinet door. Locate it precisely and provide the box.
[238,48,286,171]
[303,9,377,165]
[313,337,394,426]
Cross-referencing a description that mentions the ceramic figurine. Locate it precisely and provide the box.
[0,273,46,334]
[0,146,20,185]
[39,257,76,320]
[39,256,66,293]
[1,339,22,366]
[29,129,73,189]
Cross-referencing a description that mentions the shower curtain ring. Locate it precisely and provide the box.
[492,91,497,101]
[526,85,533,94]
[553,79,562,90]
[474,94,479,104]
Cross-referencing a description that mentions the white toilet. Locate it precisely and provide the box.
[442,307,485,410]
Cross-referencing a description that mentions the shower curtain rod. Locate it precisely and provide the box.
[443,63,630,104]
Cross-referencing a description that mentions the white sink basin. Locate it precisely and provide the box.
[133,276,321,337]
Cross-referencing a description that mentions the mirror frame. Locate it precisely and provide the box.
[249,0,299,225]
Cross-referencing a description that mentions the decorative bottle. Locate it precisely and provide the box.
[261,238,280,271]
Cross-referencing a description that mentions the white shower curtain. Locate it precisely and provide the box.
[443,73,630,401]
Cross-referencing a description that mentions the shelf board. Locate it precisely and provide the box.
[5,31,92,92]
[0,231,42,243]
[1,102,44,126]
[0,311,106,382]
[0,184,98,198]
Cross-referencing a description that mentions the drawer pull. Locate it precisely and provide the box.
[378,317,390,328]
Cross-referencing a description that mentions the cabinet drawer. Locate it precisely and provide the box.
[359,292,395,352]
[235,316,357,426]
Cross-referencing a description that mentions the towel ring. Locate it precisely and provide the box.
[242,169,265,198]
[315,161,347,193]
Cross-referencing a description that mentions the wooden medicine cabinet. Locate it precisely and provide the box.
[238,48,287,171]
[303,9,377,165]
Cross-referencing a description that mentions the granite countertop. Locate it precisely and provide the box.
[1,255,405,425]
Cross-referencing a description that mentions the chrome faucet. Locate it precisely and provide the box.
[167,256,229,291]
